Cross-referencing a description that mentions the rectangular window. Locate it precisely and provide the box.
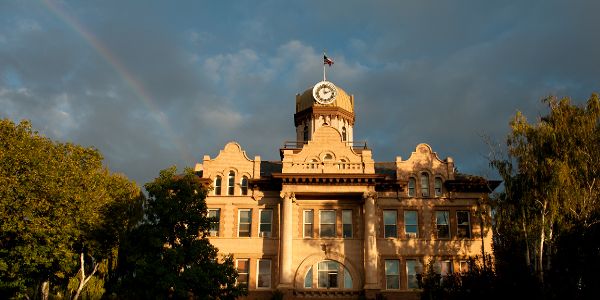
[434,177,443,197]
[406,259,421,289]
[456,211,471,238]
[436,211,450,239]
[320,210,336,238]
[342,210,352,238]
[238,209,252,237]
[440,260,453,276]
[459,261,469,273]
[404,210,418,238]
[303,210,314,238]
[385,260,400,289]
[408,178,416,197]
[257,259,271,288]
[259,209,272,237]
[317,261,338,288]
[236,259,249,286]
[383,210,397,238]
[208,209,220,237]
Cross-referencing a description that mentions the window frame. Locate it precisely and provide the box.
[383,210,398,238]
[434,177,443,197]
[207,208,220,237]
[317,260,339,289]
[236,258,249,286]
[257,259,271,288]
[342,209,352,238]
[241,176,249,196]
[385,259,400,290]
[303,210,314,238]
[408,177,416,197]
[456,210,471,238]
[406,259,421,289]
[319,210,337,238]
[404,210,418,238]
[420,172,430,197]
[259,209,273,238]
[238,209,252,237]
[435,210,450,239]
[214,176,222,195]
[227,171,235,195]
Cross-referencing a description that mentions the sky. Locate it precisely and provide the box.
[1,0,599,187]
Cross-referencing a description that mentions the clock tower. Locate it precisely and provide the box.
[294,80,355,144]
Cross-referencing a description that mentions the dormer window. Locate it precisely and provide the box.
[227,171,235,195]
[420,173,430,197]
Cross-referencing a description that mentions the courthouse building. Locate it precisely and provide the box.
[194,79,499,299]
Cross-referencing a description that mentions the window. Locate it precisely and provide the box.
[238,209,252,237]
[420,173,430,197]
[236,259,249,286]
[436,211,450,239]
[257,259,271,288]
[344,267,352,288]
[303,124,309,142]
[385,260,400,289]
[214,176,222,195]
[304,266,313,288]
[259,209,272,237]
[241,176,249,195]
[342,210,352,238]
[383,210,397,238]
[323,153,333,161]
[439,260,453,276]
[434,177,443,197]
[303,210,314,238]
[227,171,235,195]
[406,259,421,289]
[404,210,418,238]
[320,210,336,237]
[208,209,220,237]
[459,261,470,273]
[456,211,471,238]
[342,126,347,141]
[408,177,416,197]
[318,261,339,288]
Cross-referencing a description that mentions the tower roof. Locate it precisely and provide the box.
[296,83,354,114]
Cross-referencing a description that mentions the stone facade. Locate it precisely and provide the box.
[194,81,499,300]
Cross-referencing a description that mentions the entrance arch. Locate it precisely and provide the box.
[293,252,362,290]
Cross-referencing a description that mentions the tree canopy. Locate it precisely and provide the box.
[0,119,142,299]
[115,167,246,299]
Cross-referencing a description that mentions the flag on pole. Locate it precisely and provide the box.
[324,54,334,66]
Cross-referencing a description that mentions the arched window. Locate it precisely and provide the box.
[227,171,235,195]
[408,177,416,197]
[241,176,249,196]
[323,154,333,161]
[434,177,443,197]
[303,260,352,289]
[303,124,309,142]
[421,173,430,197]
[342,126,347,142]
[214,176,222,195]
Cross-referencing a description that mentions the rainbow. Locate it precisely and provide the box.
[42,0,194,165]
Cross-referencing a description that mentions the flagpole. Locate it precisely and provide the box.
[323,51,326,81]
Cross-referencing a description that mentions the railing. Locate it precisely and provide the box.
[282,141,368,150]
[290,162,363,171]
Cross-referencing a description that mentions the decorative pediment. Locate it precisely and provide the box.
[281,126,374,174]
[199,141,260,180]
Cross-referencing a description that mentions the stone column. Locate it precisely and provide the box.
[278,192,294,289]
[363,191,379,290]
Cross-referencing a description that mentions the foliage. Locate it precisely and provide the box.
[490,94,600,298]
[0,119,142,299]
[114,167,246,299]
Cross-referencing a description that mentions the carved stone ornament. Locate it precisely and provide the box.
[362,191,378,200]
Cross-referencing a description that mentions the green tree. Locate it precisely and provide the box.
[0,119,142,299]
[115,167,246,299]
[490,94,600,298]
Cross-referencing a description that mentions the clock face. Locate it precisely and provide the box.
[312,81,337,105]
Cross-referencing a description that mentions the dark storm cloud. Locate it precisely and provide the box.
[1,0,599,186]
